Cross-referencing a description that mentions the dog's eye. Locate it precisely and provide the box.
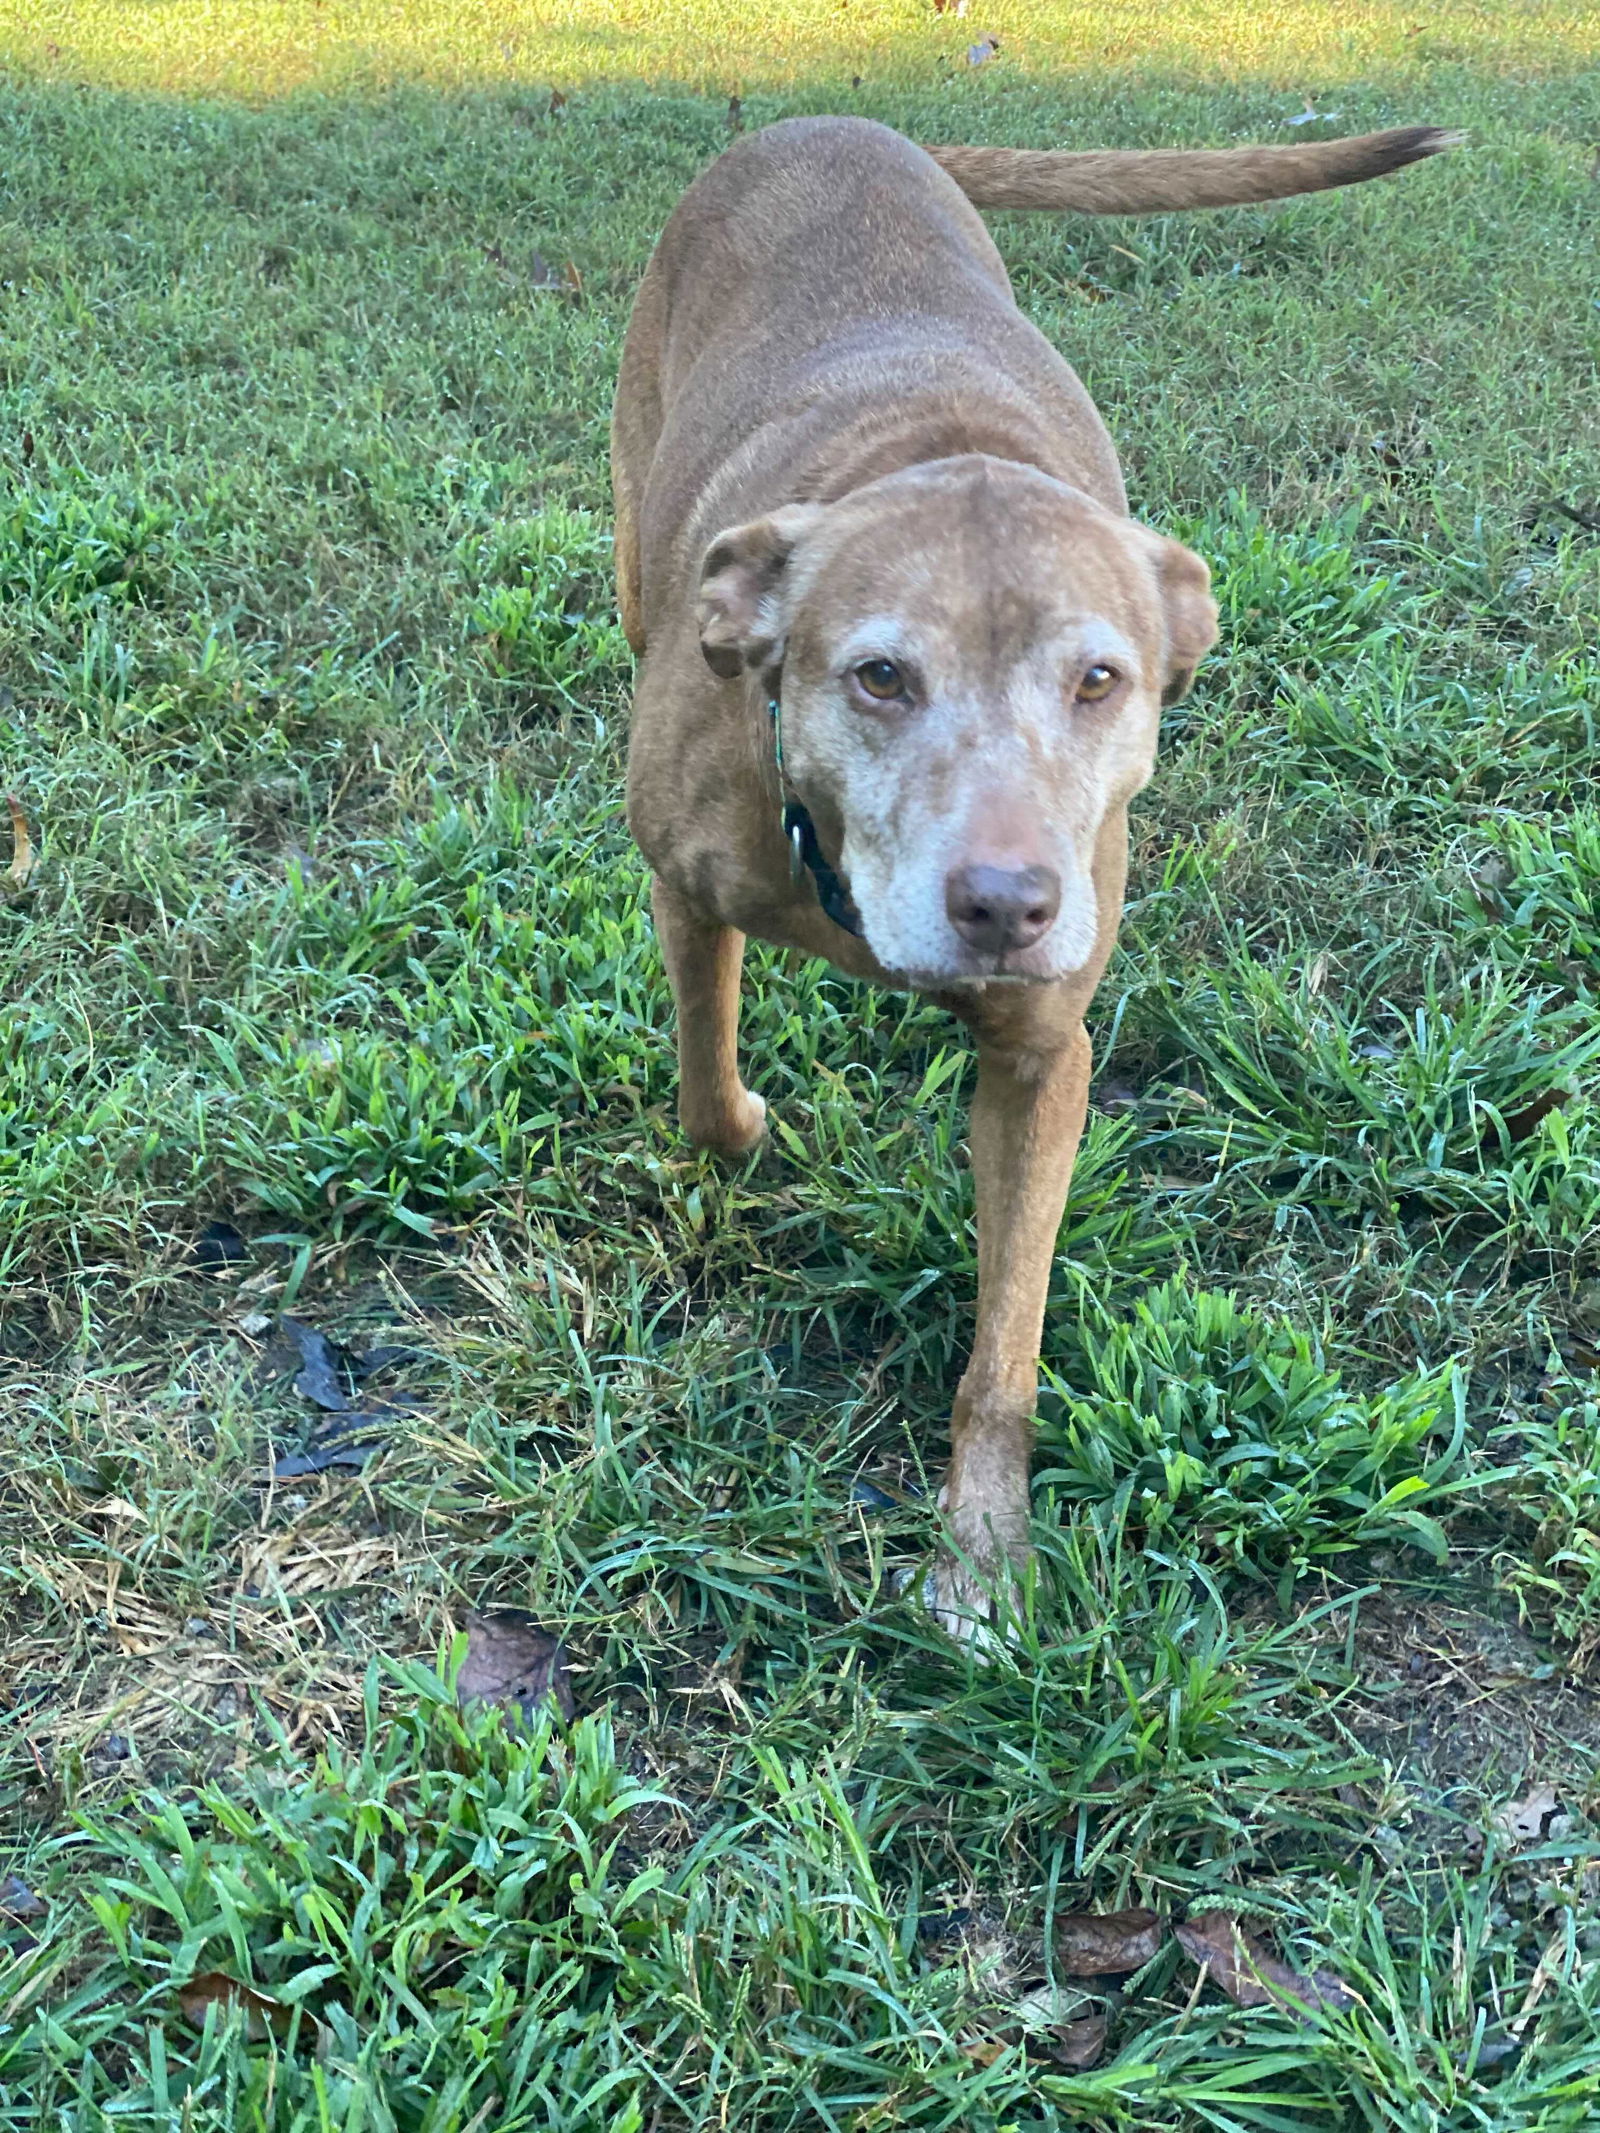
[1077,663,1119,702]
[853,659,906,702]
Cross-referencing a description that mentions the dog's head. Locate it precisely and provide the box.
[696,456,1217,987]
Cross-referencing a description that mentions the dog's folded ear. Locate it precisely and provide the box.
[1148,535,1219,707]
[696,504,827,678]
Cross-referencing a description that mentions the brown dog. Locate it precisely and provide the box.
[612,116,1455,1636]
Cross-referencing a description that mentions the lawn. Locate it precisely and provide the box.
[3,0,1600,2125]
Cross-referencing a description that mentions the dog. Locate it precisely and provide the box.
[610,114,1456,1637]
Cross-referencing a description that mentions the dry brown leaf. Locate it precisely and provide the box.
[1175,1913,1352,2016]
[530,252,583,302]
[1041,2014,1107,2069]
[1011,1982,1109,2067]
[459,1609,575,1724]
[1056,1907,1164,1976]
[2,1873,46,1922]
[1501,1090,1570,1144]
[85,1496,146,1523]
[1493,1783,1562,1848]
[178,1972,292,2041]
[961,2036,1007,2067]
[1471,852,1511,914]
[5,796,36,891]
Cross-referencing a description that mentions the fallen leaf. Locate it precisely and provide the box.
[1175,1912,1352,2016]
[966,33,1000,64]
[278,1316,351,1411]
[1092,1079,1141,1116]
[961,2036,1007,2066]
[1056,1907,1164,1976]
[5,796,36,891]
[178,1972,292,2041]
[530,252,584,301]
[1,1874,46,1922]
[191,1219,248,1272]
[1500,1089,1570,1144]
[264,1319,424,1475]
[271,1408,409,1478]
[1041,2014,1107,2069]
[459,1609,576,1724]
[350,1342,424,1379]
[851,1474,924,1511]
[915,1906,972,1942]
[1493,1784,1562,1848]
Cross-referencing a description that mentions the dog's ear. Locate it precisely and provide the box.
[1148,535,1219,707]
[696,505,826,679]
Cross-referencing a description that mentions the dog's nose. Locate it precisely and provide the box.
[944,863,1061,956]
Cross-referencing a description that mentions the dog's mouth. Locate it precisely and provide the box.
[894,955,1067,993]
[868,925,1085,991]
[883,927,1089,992]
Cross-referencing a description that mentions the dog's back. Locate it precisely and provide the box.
[614,119,1119,653]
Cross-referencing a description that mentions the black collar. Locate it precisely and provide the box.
[767,692,865,939]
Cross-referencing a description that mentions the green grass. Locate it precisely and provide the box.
[3,1,1600,2125]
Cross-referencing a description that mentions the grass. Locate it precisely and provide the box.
[3,0,1600,2124]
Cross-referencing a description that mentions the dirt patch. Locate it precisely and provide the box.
[1346,1578,1600,1807]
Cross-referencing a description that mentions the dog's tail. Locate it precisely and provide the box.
[924,127,1461,215]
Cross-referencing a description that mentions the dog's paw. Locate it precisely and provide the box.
[688,1089,767,1158]
[895,1557,1022,1662]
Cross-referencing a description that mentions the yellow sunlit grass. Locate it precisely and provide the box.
[2,0,1597,99]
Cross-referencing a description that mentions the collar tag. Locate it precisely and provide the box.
[769,688,864,939]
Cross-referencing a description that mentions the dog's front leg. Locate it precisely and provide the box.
[651,874,768,1158]
[934,1019,1091,1638]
